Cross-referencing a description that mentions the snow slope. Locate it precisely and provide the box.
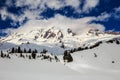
[0,57,120,80]
[66,42,120,73]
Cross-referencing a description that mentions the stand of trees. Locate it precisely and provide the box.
[10,46,38,54]
[63,50,73,62]
[106,38,120,45]
[7,47,59,62]
[8,46,38,59]
[0,50,10,59]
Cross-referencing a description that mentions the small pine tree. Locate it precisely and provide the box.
[24,48,27,53]
[34,49,38,53]
[6,54,10,59]
[31,52,36,59]
[77,47,81,51]
[67,53,73,62]
[18,46,21,53]
[61,43,65,48]
[54,55,59,62]
[63,51,73,63]
[70,49,73,53]
[41,49,47,54]
[0,51,4,58]
[112,61,115,63]
[4,54,6,57]
[116,40,120,44]
[11,47,15,53]
[49,57,52,62]
[29,55,31,59]
[28,49,32,53]
[20,53,23,57]
[0,50,4,58]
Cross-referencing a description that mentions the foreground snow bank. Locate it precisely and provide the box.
[0,57,120,80]
[0,58,80,80]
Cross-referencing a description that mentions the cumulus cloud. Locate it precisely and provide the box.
[14,14,105,34]
[96,12,111,21]
[64,0,80,9]
[113,6,120,19]
[82,0,99,13]
[114,6,120,12]
[0,0,100,22]
[94,6,120,22]
[0,7,7,20]
[0,7,25,26]
[15,0,80,10]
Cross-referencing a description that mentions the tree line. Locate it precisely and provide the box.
[0,47,59,62]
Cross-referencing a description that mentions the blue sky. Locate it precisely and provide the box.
[0,0,120,36]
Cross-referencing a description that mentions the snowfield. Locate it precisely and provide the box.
[0,57,120,80]
[0,58,80,80]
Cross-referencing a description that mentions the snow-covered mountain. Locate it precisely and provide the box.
[1,26,120,80]
[1,25,120,66]
[0,26,120,54]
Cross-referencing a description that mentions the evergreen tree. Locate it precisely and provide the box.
[41,49,47,54]
[0,50,4,58]
[33,49,38,53]
[28,49,32,53]
[4,54,6,57]
[29,55,31,59]
[6,54,10,59]
[20,53,23,57]
[61,43,65,48]
[70,49,74,53]
[112,61,115,63]
[116,40,120,44]
[24,48,27,53]
[63,51,73,62]
[11,47,15,53]
[67,53,73,62]
[54,55,59,62]
[31,52,36,59]
[18,46,22,53]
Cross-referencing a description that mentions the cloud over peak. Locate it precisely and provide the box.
[13,14,105,35]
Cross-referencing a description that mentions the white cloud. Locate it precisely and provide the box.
[1,0,65,22]
[96,12,111,21]
[65,0,80,9]
[0,7,25,26]
[44,0,64,9]
[83,0,99,13]
[114,6,120,12]
[15,0,43,9]
[0,7,8,20]
[113,6,120,19]
[0,0,100,23]
[93,6,120,22]
[14,14,105,34]
[15,0,80,10]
